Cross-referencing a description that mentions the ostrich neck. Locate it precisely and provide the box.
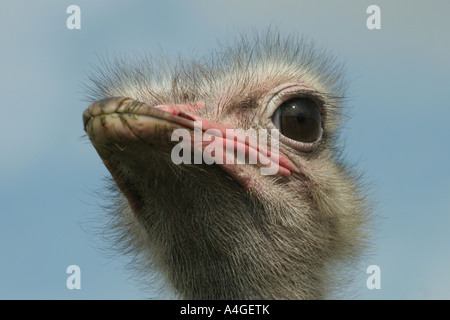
[135,170,330,300]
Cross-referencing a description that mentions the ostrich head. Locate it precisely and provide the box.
[83,32,370,299]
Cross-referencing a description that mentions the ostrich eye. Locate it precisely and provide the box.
[272,98,322,143]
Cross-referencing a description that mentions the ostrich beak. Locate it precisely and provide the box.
[83,97,299,197]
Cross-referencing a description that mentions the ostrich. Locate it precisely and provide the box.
[83,32,370,299]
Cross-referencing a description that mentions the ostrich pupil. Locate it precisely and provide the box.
[273,98,321,143]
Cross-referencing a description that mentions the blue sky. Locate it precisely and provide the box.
[0,0,449,299]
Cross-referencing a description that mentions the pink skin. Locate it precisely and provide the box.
[152,103,300,189]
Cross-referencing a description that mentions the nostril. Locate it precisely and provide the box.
[177,112,197,121]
